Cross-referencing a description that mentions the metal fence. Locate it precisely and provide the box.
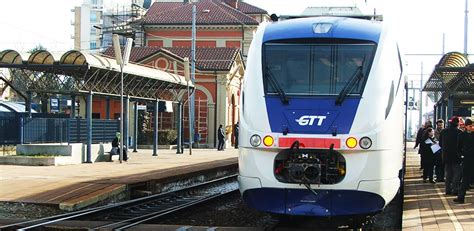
[23,117,68,144]
[69,119,119,143]
[0,113,21,145]
[0,113,119,145]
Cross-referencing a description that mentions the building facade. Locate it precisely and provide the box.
[97,0,267,148]
[142,0,268,59]
[72,0,104,52]
[103,46,245,148]
[138,0,266,147]
[72,0,149,52]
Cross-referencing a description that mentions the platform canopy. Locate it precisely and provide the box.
[0,49,192,102]
[423,52,474,101]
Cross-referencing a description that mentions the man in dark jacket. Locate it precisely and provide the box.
[414,121,432,170]
[440,117,462,195]
[434,119,445,182]
[454,119,474,204]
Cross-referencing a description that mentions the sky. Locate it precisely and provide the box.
[0,0,472,130]
[0,0,472,76]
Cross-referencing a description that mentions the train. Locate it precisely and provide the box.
[238,16,405,218]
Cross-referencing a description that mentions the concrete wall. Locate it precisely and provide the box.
[86,143,112,162]
[14,143,83,165]
[16,143,112,164]
[17,143,82,156]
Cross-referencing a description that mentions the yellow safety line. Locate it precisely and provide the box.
[434,185,463,231]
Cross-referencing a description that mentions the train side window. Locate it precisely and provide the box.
[395,45,403,95]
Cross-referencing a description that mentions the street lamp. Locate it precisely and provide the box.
[113,34,133,163]
[189,4,197,155]
[189,4,209,155]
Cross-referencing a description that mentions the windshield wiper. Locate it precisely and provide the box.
[335,59,366,105]
[265,67,289,104]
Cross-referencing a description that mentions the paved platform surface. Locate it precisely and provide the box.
[403,143,474,230]
[0,148,238,211]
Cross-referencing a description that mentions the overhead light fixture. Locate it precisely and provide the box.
[460,100,474,104]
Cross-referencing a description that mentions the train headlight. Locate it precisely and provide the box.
[359,137,372,149]
[250,135,262,147]
[263,135,274,147]
[346,137,357,149]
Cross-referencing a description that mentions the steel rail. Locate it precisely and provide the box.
[113,189,238,230]
[3,174,237,230]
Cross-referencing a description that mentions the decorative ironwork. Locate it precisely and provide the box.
[422,52,474,103]
[0,49,191,102]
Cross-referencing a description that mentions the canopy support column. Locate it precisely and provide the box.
[124,96,129,156]
[26,91,32,118]
[133,101,138,152]
[71,95,76,118]
[447,97,454,119]
[436,103,442,122]
[440,101,446,122]
[106,97,110,119]
[153,99,159,156]
[86,92,93,163]
[177,101,183,154]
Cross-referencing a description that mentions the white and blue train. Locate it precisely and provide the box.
[238,17,405,218]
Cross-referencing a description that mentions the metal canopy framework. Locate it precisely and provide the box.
[0,49,192,102]
[423,52,474,101]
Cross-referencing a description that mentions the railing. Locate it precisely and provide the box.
[69,119,119,143]
[0,113,21,145]
[0,113,119,145]
[23,118,68,144]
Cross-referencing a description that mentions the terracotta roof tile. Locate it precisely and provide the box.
[103,46,161,63]
[103,46,239,71]
[143,0,259,25]
[233,1,267,14]
[166,47,239,71]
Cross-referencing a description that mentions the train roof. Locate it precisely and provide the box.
[262,17,382,44]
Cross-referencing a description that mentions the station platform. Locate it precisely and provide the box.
[403,143,474,230]
[0,148,238,212]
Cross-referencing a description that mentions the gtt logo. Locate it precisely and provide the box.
[295,115,327,126]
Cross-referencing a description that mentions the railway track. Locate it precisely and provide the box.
[1,174,238,230]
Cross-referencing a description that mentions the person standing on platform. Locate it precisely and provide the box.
[217,124,225,151]
[454,119,474,204]
[234,122,239,149]
[111,132,128,161]
[414,121,432,170]
[459,117,466,131]
[434,119,445,182]
[420,127,437,183]
[440,117,462,195]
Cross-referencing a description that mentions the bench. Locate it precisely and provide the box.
[104,151,120,162]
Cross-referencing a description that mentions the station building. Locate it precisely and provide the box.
[103,0,268,148]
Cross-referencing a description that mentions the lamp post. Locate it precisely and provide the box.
[464,0,469,55]
[188,4,197,155]
[188,4,209,155]
[113,34,133,163]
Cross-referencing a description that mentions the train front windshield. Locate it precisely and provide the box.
[263,42,376,96]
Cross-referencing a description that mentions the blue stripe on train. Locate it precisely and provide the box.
[265,96,360,134]
[263,17,381,43]
[242,188,385,216]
